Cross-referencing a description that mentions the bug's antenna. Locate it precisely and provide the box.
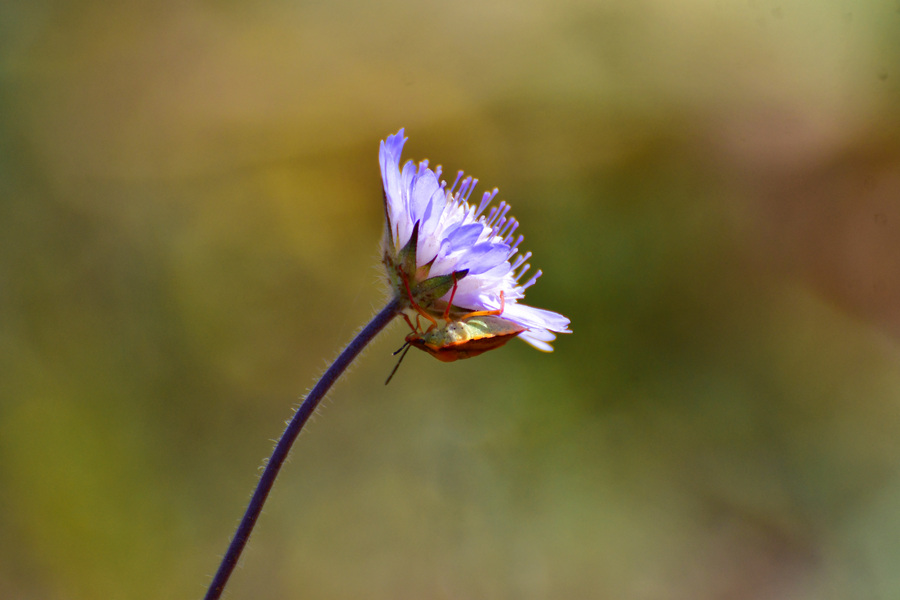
[385,342,412,385]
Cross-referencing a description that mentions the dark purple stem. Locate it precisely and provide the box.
[204,299,401,600]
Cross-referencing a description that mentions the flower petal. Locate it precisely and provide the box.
[497,302,572,334]
[518,328,557,352]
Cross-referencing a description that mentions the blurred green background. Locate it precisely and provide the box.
[3,0,900,598]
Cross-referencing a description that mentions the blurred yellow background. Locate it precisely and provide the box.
[3,0,900,598]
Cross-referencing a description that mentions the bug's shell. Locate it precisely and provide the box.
[406,315,526,362]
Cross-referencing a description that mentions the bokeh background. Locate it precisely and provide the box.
[3,0,900,598]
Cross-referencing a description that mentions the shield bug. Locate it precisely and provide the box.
[385,313,525,384]
[385,270,526,383]
[405,314,526,362]
[401,271,522,363]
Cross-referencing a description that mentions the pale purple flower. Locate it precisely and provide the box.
[380,129,570,352]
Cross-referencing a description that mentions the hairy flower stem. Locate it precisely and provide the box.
[204,299,401,600]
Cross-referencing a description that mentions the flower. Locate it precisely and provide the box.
[379,129,571,353]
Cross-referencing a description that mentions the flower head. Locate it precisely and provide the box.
[380,129,571,355]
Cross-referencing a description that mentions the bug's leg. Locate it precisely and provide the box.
[400,266,438,331]
[401,311,418,333]
[441,272,460,322]
[458,291,506,319]
[411,295,438,331]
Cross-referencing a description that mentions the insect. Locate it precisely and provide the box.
[385,271,526,383]
[404,313,525,362]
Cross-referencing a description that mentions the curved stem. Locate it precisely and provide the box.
[204,299,401,600]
